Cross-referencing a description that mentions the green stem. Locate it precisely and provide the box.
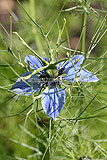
[10,11,12,50]
[56,18,66,46]
[80,12,87,53]
[29,0,43,53]
[80,0,89,56]
[49,119,52,159]
[17,0,51,51]
[17,0,44,36]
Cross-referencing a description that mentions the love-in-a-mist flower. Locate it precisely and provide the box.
[12,55,99,119]
[79,155,91,160]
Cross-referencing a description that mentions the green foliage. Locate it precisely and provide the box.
[0,0,107,159]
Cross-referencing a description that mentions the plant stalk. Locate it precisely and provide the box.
[80,0,89,56]
[29,0,43,53]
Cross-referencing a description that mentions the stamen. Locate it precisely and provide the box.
[33,65,36,68]
[75,58,79,63]
[59,76,62,81]
[59,66,61,70]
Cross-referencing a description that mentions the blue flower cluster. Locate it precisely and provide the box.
[12,55,99,119]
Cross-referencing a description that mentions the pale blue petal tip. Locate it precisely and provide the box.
[41,86,65,119]
[77,68,99,82]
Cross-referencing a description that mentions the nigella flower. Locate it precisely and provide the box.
[78,155,91,160]
[12,55,99,119]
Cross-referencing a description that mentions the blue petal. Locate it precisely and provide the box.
[41,86,65,119]
[12,71,41,95]
[62,67,99,83]
[62,67,76,82]
[25,55,43,70]
[77,68,99,82]
[57,55,84,75]
[64,55,84,70]
[61,55,99,83]
[42,57,50,62]
[72,55,84,66]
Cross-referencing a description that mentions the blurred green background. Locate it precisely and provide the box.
[0,0,107,159]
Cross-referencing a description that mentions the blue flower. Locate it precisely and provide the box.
[78,155,91,160]
[12,55,99,119]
